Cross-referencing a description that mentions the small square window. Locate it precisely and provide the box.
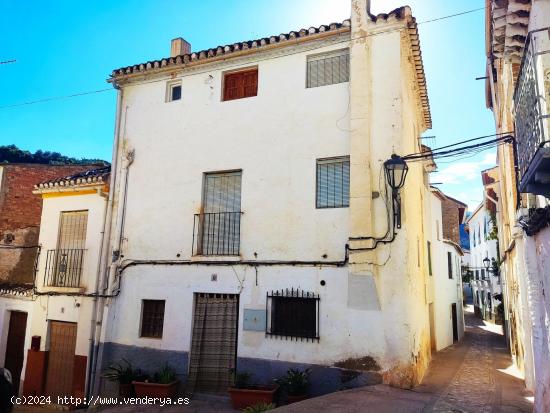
[166,82,182,102]
[140,299,165,338]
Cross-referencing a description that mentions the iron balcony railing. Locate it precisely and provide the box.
[513,27,550,191]
[44,249,85,288]
[192,212,242,256]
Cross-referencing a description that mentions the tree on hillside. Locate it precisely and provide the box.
[0,144,108,165]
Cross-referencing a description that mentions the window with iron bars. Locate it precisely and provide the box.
[266,289,320,342]
[193,171,242,256]
[140,300,165,338]
[44,211,88,288]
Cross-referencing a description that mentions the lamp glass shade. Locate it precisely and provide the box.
[483,257,491,271]
[384,155,409,190]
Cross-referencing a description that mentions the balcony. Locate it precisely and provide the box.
[514,27,550,197]
[44,249,85,288]
[192,212,242,256]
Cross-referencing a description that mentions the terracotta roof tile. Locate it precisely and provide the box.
[110,7,431,128]
[34,166,111,190]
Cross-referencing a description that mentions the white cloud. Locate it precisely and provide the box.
[431,152,496,185]
[430,151,496,211]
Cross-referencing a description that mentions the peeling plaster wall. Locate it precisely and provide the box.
[101,1,431,392]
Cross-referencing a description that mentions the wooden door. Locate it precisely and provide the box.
[451,303,459,342]
[187,293,239,393]
[4,311,28,394]
[45,321,77,398]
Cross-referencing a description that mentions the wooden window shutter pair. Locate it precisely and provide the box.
[223,69,258,101]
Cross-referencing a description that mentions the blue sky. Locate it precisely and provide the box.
[0,0,494,210]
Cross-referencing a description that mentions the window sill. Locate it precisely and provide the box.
[191,255,241,262]
[39,286,85,294]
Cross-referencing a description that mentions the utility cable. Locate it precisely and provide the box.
[0,6,485,110]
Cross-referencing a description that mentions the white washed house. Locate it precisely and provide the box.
[21,167,110,399]
[95,1,435,395]
[466,202,501,321]
[426,188,465,351]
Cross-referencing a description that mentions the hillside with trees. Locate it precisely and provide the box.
[0,145,108,165]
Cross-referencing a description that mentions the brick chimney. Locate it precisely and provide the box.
[171,38,191,57]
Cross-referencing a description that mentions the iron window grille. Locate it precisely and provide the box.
[266,288,320,342]
[307,49,350,88]
[43,249,85,288]
[193,212,243,255]
[513,27,550,190]
[140,299,165,338]
[316,157,350,208]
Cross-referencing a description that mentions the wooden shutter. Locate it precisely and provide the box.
[307,49,350,88]
[427,241,432,276]
[223,69,258,101]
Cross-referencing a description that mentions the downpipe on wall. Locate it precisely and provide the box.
[85,88,123,399]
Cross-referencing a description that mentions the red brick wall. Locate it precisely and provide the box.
[0,164,91,232]
[0,164,95,283]
[441,198,464,244]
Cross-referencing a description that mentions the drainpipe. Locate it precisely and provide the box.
[85,86,123,398]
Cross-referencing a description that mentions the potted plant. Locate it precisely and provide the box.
[102,359,140,397]
[132,364,179,398]
[228,371,279,410]
[275,368,310,404]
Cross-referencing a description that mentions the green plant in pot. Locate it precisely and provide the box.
[102,359,140,397]
[275,368,311,404]
[228,370,279,410]
[133,364,179,398]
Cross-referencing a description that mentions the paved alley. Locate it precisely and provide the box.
[276,305,533,412]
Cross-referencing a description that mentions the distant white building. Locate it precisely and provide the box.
[466,202,501,321]
[427,188,465,351]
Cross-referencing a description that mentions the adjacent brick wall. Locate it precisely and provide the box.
[0,164,95,283]
[441,197,466,244]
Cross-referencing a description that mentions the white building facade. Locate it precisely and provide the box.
[467,203,501,322]
[21,168,110,399]
[426,189,465,352]
[92,1,436,396]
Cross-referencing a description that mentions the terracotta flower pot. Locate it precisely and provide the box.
[132,380,179,398]
[228,385,279,409]
[287,394,308,404]
[118,383,134,397]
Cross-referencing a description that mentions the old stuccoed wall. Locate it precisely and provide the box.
[98,0,433,395]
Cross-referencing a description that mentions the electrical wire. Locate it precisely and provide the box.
[404,135,514,163]
[0,6,485,110]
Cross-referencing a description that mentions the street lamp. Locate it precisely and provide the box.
[483,257,491,272]
[384,154,409,229]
